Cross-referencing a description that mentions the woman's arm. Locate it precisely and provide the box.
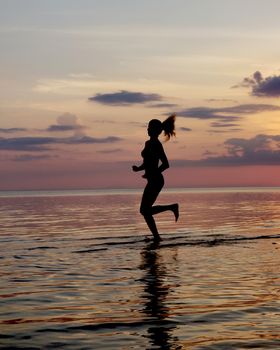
[132,163,145,172]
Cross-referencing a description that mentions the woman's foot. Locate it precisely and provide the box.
[172,203,179,222]
[153,234,162,242]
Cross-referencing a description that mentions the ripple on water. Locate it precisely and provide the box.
[1,190,280,348]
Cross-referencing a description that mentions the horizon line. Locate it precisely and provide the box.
[1,185,280,197]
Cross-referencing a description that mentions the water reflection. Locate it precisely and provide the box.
[140,242,182,349]
[1,190,280,348]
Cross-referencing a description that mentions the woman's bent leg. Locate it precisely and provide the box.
[151,203,179,221]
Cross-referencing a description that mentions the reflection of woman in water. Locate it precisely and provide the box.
[140,242,181,349]
[132,114,179,241]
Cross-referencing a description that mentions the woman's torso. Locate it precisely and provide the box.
[141,139,163,179]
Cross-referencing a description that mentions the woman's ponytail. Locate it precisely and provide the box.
[162,114,176,141]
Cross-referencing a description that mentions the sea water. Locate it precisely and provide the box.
[0,188,280,349]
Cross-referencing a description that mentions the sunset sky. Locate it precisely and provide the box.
[1,0,280,190]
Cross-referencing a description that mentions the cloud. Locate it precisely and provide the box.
[0,112,122,152]
[210,122,240,128]
[95,119,117,124]
[0,135,122,151]
[62,136,122,145]
[217,104,280,114]
[97,148,123,154]
[224,134,280,157]
[175,107,239,122]
[176,107,229,120]
[180,127,192,132]
[148,103,178,109]
[175,104,280,122]
[0,137,55,151]
[0,114,86,135]
[56,113,77,125]
[233,71,263,88]
[47,113,84,133]
[172,134,280,167]
[88,90,162,105]
[206,98,238,103]
[12,154,54,162]
[234,71,280,97]
[0,128,27,133]
[47,124,81,132]
[208,128,242,134]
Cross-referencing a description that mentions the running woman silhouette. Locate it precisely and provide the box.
[132,114,179,241]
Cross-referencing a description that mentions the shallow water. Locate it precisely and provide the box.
[1,188,280,349]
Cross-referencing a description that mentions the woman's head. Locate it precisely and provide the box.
[148,119,162,137]
[148,114,176,141]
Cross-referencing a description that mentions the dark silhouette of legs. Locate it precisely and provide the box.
[140,175,179,240]
[151,204,179,221]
